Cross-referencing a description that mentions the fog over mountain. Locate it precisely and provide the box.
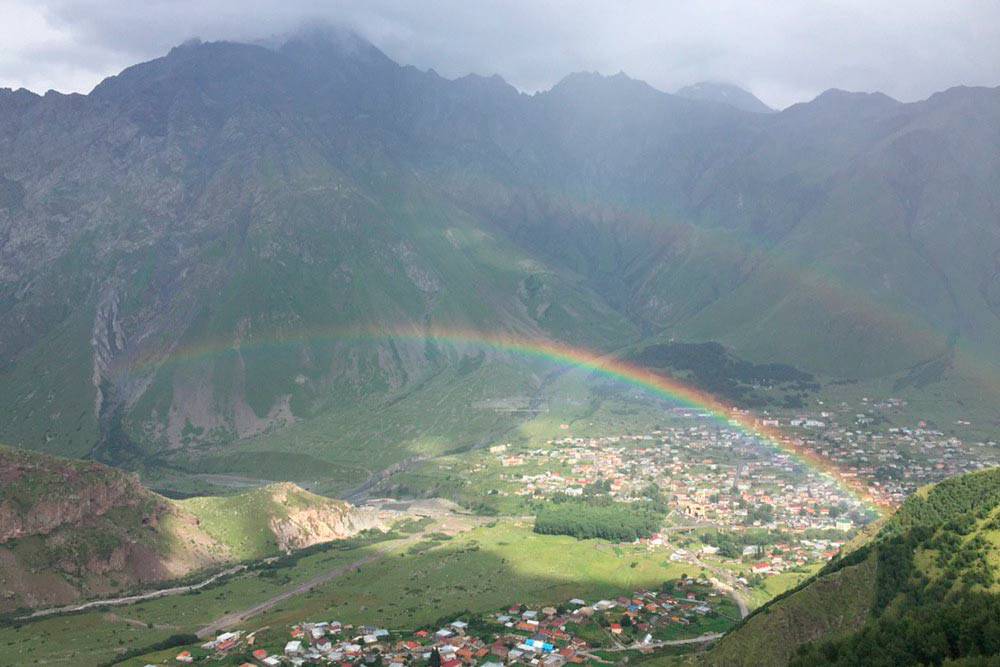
[3,1,1000,109]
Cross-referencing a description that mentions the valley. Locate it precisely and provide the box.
[0,17,999,667]
[2,384,997,665]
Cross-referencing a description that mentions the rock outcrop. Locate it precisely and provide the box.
[0,447,393,612]
[265,482,389,552]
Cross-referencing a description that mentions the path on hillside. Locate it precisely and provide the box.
[18,564,248,621]
[193,519,478,640]
[596,632,725,652]
[196,549,387,638]
[662,535,751,619]
[710,576,750,619]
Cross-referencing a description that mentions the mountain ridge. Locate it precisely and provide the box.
[675,81,774,113]
[1,30,998,482]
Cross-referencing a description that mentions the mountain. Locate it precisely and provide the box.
[0,445,386,613]
[1,29,998,487]
[675,81,774,112]
[703,467,1000,666]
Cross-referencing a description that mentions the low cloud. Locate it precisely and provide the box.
[2,0,999,108]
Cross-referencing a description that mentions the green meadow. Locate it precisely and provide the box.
[0,520,716,665]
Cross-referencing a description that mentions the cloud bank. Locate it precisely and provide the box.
[2,0,999,108]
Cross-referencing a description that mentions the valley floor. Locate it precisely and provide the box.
[0,511,744,666]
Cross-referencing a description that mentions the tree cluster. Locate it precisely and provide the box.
[533,500,665,542]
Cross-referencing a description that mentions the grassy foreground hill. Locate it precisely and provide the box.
[0,446,387,613]
[701,467,1000,666]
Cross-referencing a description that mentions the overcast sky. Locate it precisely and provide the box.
[2,0,999,109]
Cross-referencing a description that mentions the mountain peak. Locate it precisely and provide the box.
[546,70,661,101]
[276,24,393,68]
[675,81,773,113]
[812,87,899,108]
[453,72,520,98]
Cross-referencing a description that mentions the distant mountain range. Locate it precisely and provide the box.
[1,28,998,479]
[675,81,774,113]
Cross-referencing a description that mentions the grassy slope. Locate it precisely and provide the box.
[249,521,690,629]
[179,483,353,560]
[704,551,877,667]
[0,307,99,458]
[698,467,1000,666]
[0,447,385,613]
[0,520,718,666]
[144,358,543,497]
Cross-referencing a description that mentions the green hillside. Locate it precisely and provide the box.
[703,467,1000,666]
[1,31,998,489]
[0,446,386,613]
[180,482,384,560]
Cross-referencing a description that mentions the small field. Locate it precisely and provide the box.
[235,520,693,632]
[0,518,732,665]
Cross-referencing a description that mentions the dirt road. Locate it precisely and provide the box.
[19,565,247,621]
[195,550,385,638]
[598,632,725,652]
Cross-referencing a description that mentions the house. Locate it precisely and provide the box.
[216,637,238,652]
[175,651,194,664]
[285,640,304,656]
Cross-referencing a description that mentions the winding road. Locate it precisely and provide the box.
[659,530,751,619]
[18,565,248,620]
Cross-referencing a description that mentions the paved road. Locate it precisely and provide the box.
[18,565,247,620]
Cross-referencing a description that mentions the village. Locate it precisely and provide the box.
[170,578,735,665]
[154,396,999,666]
[488,394,998,524]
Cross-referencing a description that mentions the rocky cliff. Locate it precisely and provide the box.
[266,482,388,552]
[0,446,391,612]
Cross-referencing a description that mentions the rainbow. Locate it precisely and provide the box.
[127,324,891,513]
